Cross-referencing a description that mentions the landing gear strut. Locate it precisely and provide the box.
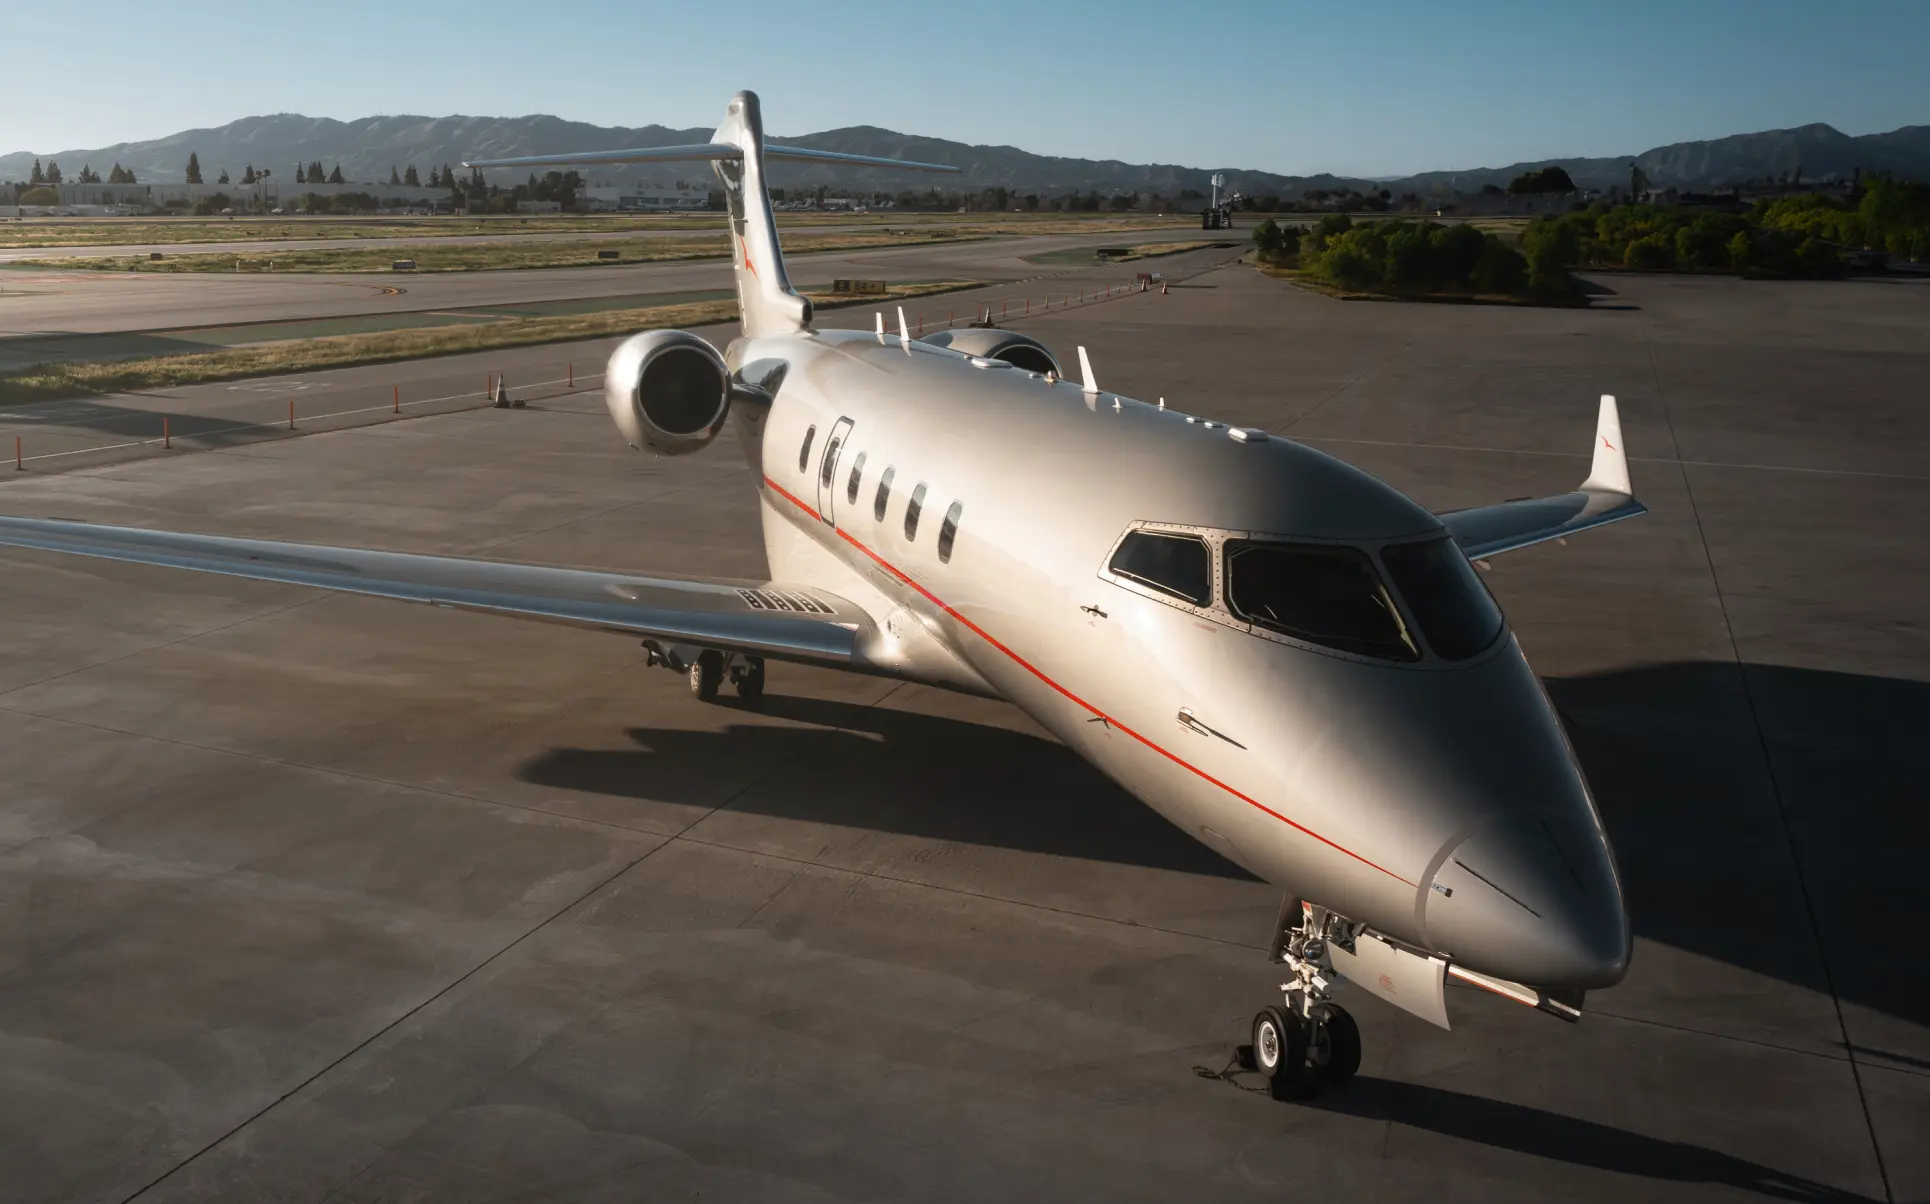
[644,642,767,707]
[1244,897,1363,1100]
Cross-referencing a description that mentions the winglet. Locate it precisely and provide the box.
[1077,346,1098,395]
[1581,394,1631,496]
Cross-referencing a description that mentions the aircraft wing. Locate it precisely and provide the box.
[1437,395,1647,560]
[0,517,870,666]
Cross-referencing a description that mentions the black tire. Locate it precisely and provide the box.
[688,650,723,702]
[734,657,765,706]
[1251,1007,1315,1100]
[1317,1005,1362,1086]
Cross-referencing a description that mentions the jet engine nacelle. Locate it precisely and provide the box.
[604,329,731,456]
[918,328,1061,375]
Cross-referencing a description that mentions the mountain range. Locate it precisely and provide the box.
[5,114,1927,197]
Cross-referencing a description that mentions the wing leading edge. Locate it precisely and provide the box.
[1438,395,1647,560]
[0,517,870,666]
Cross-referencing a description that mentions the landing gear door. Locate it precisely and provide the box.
[1328,932,1451,1030]
[816,417,854,525]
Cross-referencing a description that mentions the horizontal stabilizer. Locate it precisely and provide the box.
[1437,393,1646,560]
[464,142,738,170]
[465,143,958,173]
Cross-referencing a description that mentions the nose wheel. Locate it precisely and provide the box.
[1247,1002,1359,1100]
[1242,898,1364,1101]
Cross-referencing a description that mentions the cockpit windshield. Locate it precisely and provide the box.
[1379,536,1504,660]
[1224,540,1420,662]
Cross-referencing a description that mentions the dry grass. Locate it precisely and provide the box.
[0,282,976,405]
[1110,240,1223,261]
[1,211,1195,250]
[18,229,989,274]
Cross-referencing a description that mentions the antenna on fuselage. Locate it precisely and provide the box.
[896,306,911,351]
[1077,346,1099,396]
[874,312,886,343]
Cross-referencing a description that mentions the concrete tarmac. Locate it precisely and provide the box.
[0,263,1923,1202]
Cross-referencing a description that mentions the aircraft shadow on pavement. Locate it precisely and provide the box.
[523,660,1927,1030]
[1308,1077,1880,1203]
[0,397,299,446]
[520,693,1260,882]
[1549,661,1929,1033]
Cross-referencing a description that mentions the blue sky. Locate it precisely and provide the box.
[7,0,1926,176]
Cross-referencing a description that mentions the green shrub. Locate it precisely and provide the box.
[1726,230,1754,271]
[1523,236,1565,294]
[1475,240,1530,294]
[1797,237,1840,276]
[1253,217,1283,256]
[1322,244,1379,290]
[1296,217,1540,297]
[1312,213,1353,243]
[1625,235,1673,270]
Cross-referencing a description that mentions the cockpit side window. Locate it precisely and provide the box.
[1379,536,1503,660]
[1224,540,1419,662]
[1108,531,1212,606]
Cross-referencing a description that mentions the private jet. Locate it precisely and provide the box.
[0,91,1646,1101]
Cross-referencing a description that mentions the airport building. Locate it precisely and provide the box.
[579,179,711,212]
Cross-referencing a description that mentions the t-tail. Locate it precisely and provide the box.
[464,91,958,338]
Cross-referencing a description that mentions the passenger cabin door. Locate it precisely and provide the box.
[816,416,854,525]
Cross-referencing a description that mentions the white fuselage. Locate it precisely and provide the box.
[728,327,1627,991]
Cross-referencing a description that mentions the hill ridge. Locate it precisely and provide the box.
[6,114,1926,196]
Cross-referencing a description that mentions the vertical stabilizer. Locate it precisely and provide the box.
[461,91,956,341]
[713,92,810,338]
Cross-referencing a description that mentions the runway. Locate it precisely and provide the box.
[0,262,1922,1202]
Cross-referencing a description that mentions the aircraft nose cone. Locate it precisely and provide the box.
[1425,809,1630,989]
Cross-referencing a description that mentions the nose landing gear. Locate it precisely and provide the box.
[1241,897,1363,1100]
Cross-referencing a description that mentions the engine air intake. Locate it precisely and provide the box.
[604,329,731,456]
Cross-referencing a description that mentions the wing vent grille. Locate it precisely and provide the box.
[737,588,834,615]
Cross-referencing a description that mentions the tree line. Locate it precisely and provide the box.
[25,159,138,186]
[1520,176,1930,277]
[1254,215,1551,299]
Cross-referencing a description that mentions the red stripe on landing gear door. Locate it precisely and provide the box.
[760,474,1415,888]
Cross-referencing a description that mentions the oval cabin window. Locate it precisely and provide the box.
[905,483,928,539]
[846,452,867,504]
[938,501,963,562]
